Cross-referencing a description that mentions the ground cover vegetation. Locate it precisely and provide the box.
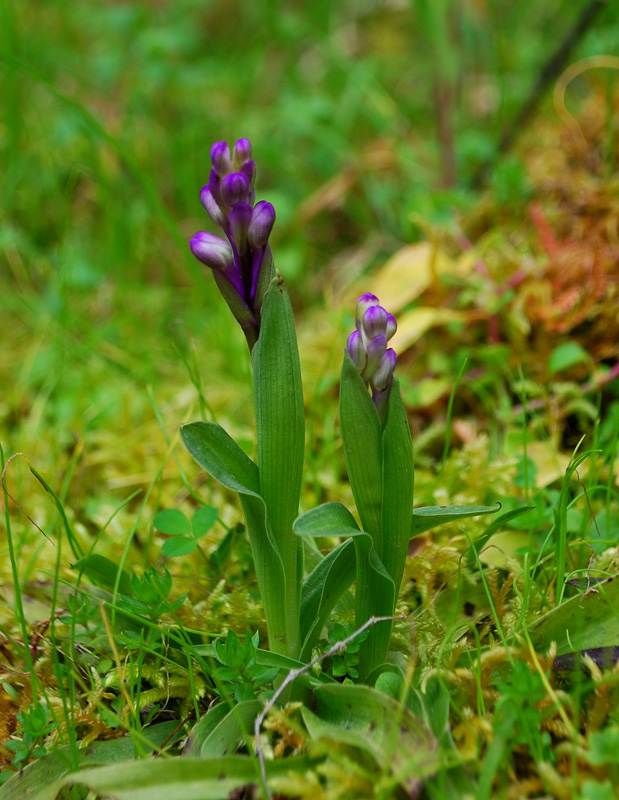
[1,0,619,797]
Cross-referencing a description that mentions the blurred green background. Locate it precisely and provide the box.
[1,0,618,490]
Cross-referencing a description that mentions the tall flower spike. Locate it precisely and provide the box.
[347,294,397,419]
[190,138,276,352]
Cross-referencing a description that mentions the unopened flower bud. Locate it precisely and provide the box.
[247,201,276,247]
[385,313,397,341]
[210,141,232,176]
[200,184,227,227]
[361,333,387,381]
[346,330,367,372]
[371,348,396,391]
[356,293,379,329]
[189,231,234,272]
[229,202,252,254]
[221,172,250,207]
[233,138,252,167]
[361,305,388,340]
[240,159,256,191]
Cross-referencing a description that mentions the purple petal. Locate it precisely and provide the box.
[233,138,252,167]
[346,330,368,373]
[221,172,251,207]
[229,202,253,255]
[199,185,227,227]
[210,141,232,175]
[240,159,256,191]
[247,201,276,248]
[361,305,388,340]
[356,293,380,328]
[371,348,396,391]
[385,313,397,340]
[190,232,234,272]
[361,333,387,382]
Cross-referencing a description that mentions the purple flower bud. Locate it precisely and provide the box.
[233,138,252,167]
[240,159,257,191]
[371,348,396,392]
[361,305,388,340]
[199,185,227,227]
[346,330,368,372]
[190,231,234,272]
[361,333,387,382]
[221,172,250,207]
[211,141,232,176]
[247,201,276,247]
[385,313,397,341]
[229,202,253,255]
[356,293,380,328]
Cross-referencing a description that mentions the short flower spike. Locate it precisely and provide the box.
[190,138,276,351]
[347,294,397,417]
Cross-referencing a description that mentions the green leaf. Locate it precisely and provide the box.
[302,684,438,784]
[411,504,501,537]
[72,554,133,596]
[380,378,414,594]
[153,509,191,536]
[192,505,218,538]
[548,341,590,374]
[340,352,383,538]
[183,699,262,758]
[180,420,289,656]
[252,278,305,658]
[161,537,197,558]
[180,421,260,496]
[293,503,359,661]
[0,722,179,800]
[529,575,619,656]
[292,502,393,675]
[16,756,318,800]
[298,538,356,661]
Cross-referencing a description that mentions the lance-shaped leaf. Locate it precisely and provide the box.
[30,756,319,800]
[410,504,501,538]
[183,699,262,758]
[380,378,414,595]
[302,684,439,787]
[180,421,288,655]
[252,277,305,658]
[340,352,383,542]
[294,504,358,660]
[293,502,394,677]
[529,575,619,657]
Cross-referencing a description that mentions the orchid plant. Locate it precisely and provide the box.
[182,138,500,680]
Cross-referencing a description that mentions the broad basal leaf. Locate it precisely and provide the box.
[302,683,439,789]
[183,699,262,758]
[529,575,619,656]
[180,420,288,655]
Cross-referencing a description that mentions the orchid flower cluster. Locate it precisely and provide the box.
[346,293,397,421]
[183,138,500,680]
[190,139,276,351]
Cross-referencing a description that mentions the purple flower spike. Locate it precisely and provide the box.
[190,137,277,352]
[347,294,398,416]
